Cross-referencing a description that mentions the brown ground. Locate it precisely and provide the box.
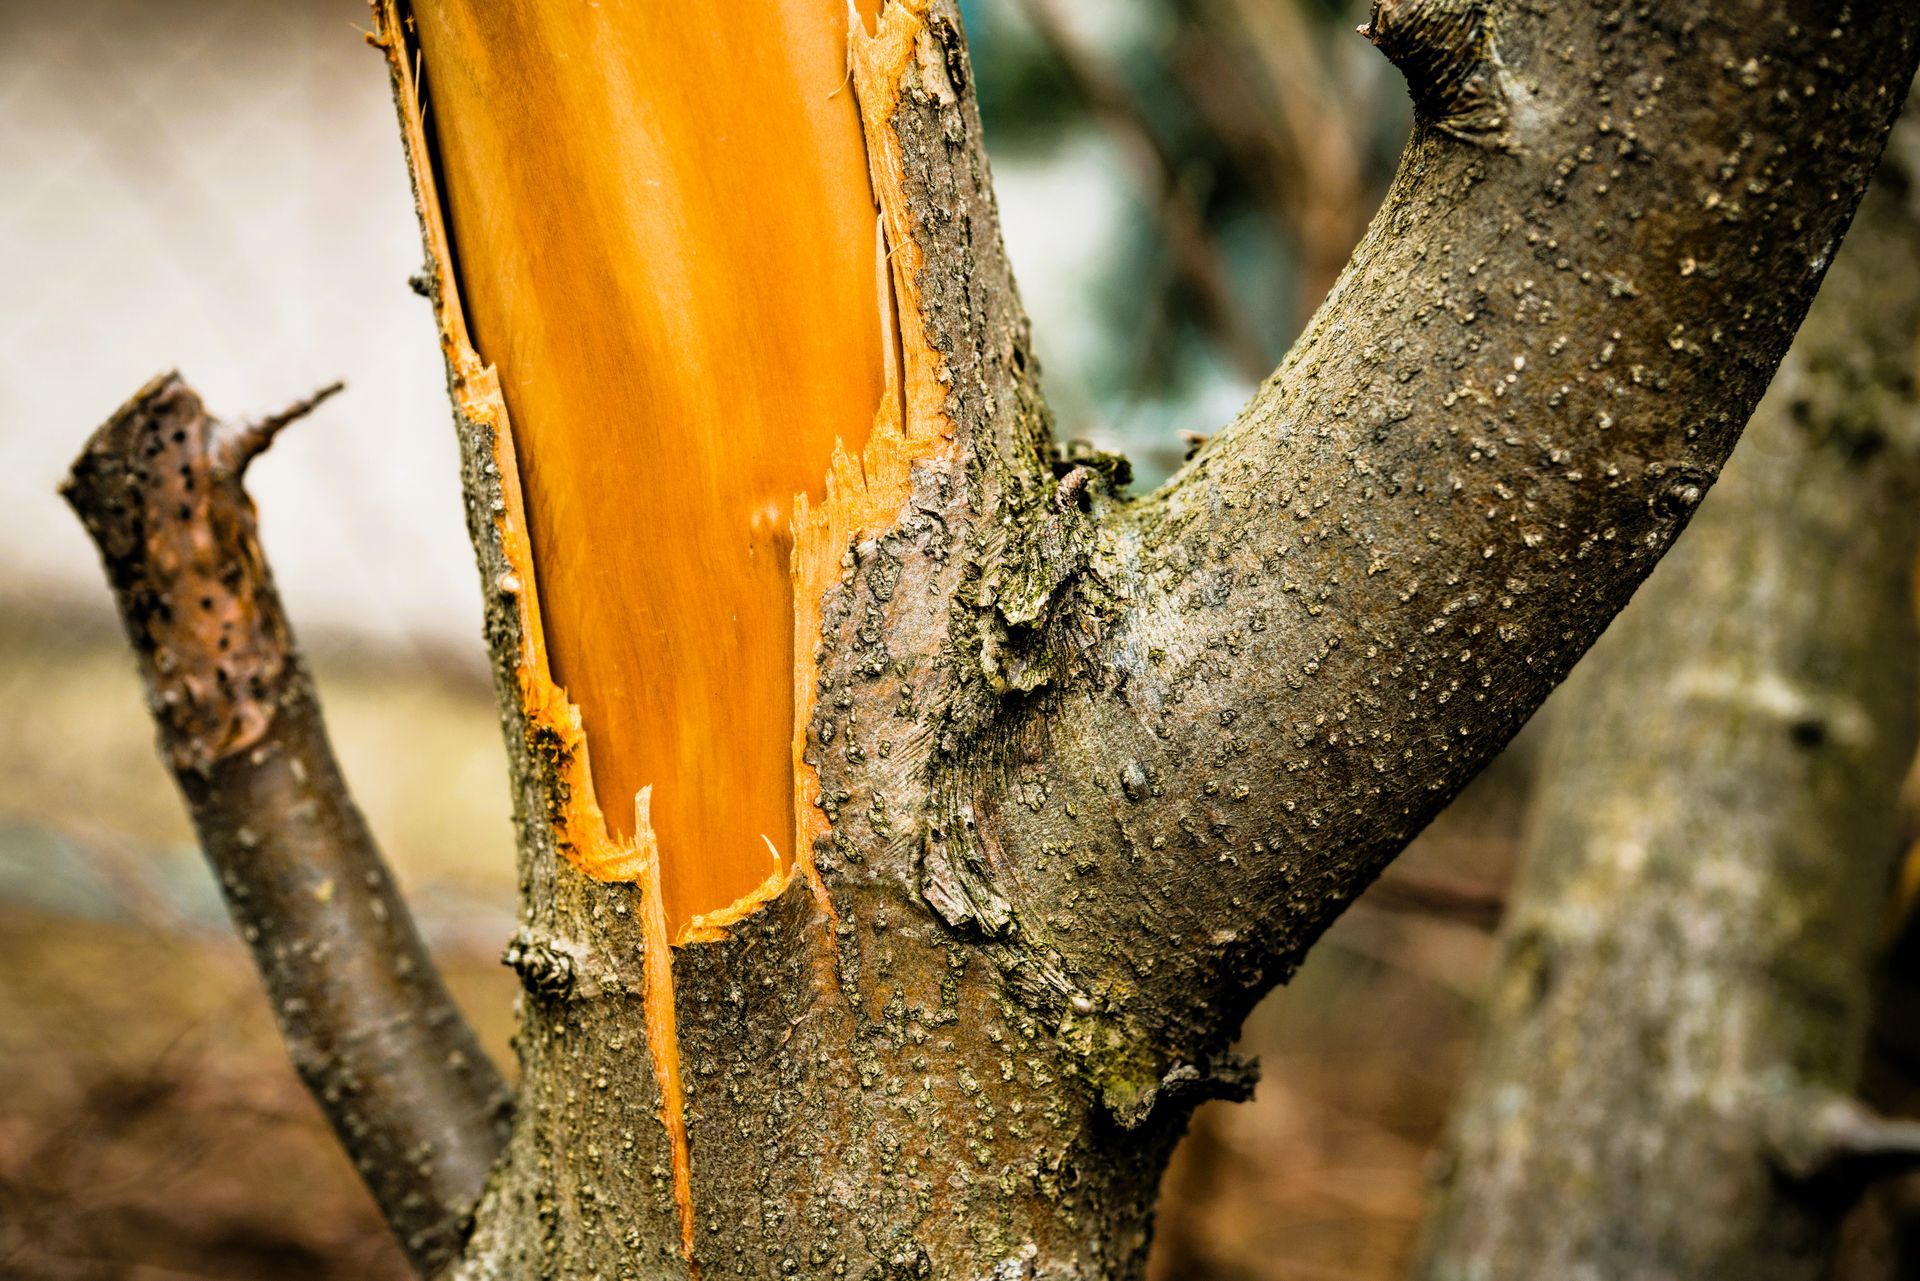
[0,600,1525,1281]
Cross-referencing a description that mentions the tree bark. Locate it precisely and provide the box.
[1412,106,1920,1281]
[54,0,1915,1275]
[62,374,512,1276]
[351,0,1920,1274]
[1840,882,1920,1280]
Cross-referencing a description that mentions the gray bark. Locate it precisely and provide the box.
[397,1,1916,1274]
[1412,109,1920,1281]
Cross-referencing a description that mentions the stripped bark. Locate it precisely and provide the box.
[62,374,511,1277]
[340,0,1920,1275]
[359,1,1920,1274]
[1412,112,1920,1281]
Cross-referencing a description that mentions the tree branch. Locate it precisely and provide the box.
[62,372,511,1276]
[1361,869,1503,932]
[1769,1092,1920,1193]
[363,0,1920,1269]
[1183,0,1372,319]
[1412,106,1920,1279]
[951,0,1920,1086]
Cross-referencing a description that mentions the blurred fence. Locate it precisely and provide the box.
[0,0,476,646]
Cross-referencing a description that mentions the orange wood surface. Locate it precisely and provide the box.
[413,1,886,931]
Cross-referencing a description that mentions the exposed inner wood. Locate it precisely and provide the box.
[412,0,888,933]
[382,0,953,1257]
[629,788,693,1259]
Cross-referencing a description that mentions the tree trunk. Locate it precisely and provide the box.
[1412,105,1920,1281]
[67,0,1920,1276]
[379,0,1917,1271]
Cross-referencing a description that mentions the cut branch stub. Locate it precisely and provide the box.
[65,372,305,772]
[64,373,510,1276]
[1360,0,1512,147]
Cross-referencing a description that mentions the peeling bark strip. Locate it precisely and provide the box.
[366,0,1920,1274]
[1414,124,1920,1281]
[372,1,964,1261]
[404,0,908,939]
[62,374,511,1277]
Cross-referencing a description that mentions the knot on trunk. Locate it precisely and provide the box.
[1361,0,1513,149]
[502,930,579,1000]
[1100,1051,1261,1130]
[921,800,1017,939]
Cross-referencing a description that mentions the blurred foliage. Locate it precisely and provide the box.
[963,0,1409,483]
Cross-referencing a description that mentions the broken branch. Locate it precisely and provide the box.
[62,372,510,1276]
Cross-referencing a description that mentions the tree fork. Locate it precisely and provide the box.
[22,0,1887,1275]
[355,0,1920,1273]
[966,0,1920,1119]
[62,373,512,1276]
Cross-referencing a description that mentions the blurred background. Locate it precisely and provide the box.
[0,1,1542,1276]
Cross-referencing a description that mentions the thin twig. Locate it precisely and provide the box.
[1196,0,1372,319]
[216,379,345,475]
[1364,869,1507,932]
[1768,1089,1920,1190]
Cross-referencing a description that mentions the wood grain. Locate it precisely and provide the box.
[414,0,886,929]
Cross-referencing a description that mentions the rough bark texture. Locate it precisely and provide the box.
[1842,887,1920,1280]
[1848,872,1920,1277]
[359,0,1920,1277]
[62,374,513,1276]
[1412,114,1920,1281]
